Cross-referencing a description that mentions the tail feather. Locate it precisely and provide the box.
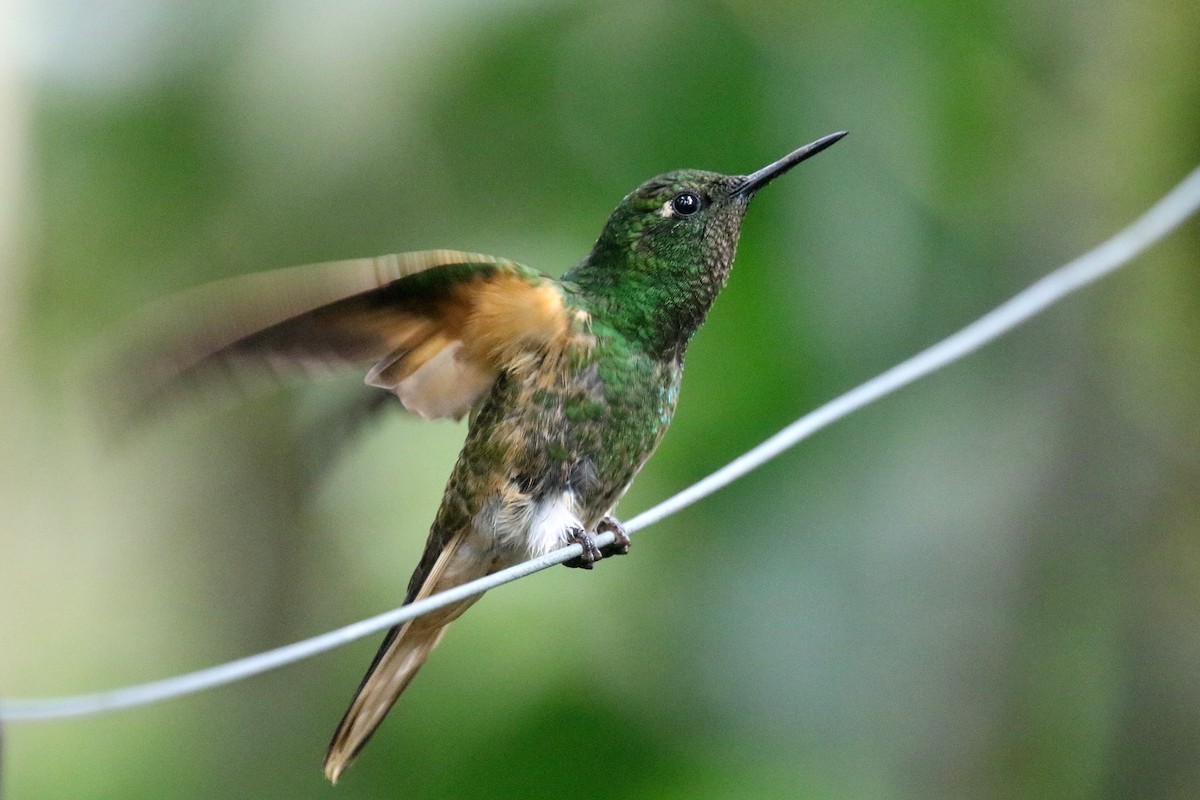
[323,533,484,783]
[323,619,449,782]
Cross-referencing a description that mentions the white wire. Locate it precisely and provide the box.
[627,165,1200,533]
[2,164,1199,723]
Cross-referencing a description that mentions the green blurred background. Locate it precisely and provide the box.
[2,1,1198,798]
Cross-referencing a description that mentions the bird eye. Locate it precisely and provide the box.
[671,191,701,217]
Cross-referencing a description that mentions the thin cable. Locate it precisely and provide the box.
[626,164,1200,533]
[0,538,605,722]
[2,164,1199,723]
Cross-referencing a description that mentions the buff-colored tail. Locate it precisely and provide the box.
[323,534,483,783]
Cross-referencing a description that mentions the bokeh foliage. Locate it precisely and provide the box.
[1,1,1198,798]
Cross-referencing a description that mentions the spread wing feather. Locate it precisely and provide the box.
[112,249,570,422]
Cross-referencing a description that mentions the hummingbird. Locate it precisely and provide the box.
[115,130,846,781]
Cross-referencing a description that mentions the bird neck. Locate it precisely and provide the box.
[564,230,739,361]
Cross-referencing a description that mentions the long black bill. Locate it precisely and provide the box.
[730,130,847,198]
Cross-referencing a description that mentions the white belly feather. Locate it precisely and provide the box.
[526,491,585,558]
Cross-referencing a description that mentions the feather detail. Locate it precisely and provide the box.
[461,274,575,363]
[369,341,496,421]
[364,274,577,419]
[109,250,577,423]
[323,530,491,783]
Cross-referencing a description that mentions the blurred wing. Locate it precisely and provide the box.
[114,249,571,421]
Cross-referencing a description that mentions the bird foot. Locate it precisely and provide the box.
[562,516,630,569]
[597,515,631,557]
[563,526,602,569]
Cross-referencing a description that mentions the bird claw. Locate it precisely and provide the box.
[562,516,630,569]
[597,515,631,557]
[563,526,603,569]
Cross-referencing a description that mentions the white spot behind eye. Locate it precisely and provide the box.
[658,200,676,218]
